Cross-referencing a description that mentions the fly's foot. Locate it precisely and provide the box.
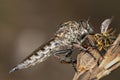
[70,58,77,72]
[60,57,77,72]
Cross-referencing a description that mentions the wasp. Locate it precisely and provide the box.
[9,19,94,73]
[94,18,116,52]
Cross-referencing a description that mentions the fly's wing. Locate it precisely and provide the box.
[9,38,58,73]
[101,17,113,33]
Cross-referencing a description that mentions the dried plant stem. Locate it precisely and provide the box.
[73,34,120,80]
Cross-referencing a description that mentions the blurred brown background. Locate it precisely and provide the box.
[0,0,120,80]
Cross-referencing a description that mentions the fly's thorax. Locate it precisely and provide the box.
[56,21,80,44]
[75,20,94,44]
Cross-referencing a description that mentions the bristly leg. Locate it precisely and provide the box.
[54,49,77,72]
[60,57,77,72]
[54,49,73,58]
[71,58,77,72]
[54,48,74,64]
[73,42,97,61]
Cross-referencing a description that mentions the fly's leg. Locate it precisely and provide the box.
[87,35,104,66]
[73,34,98,61]
[60,57,77,72]
[71,58,77,72]
[54,49,77,72]
[54,49,74,63]
[73,42,96,61]
[54,49,73,58]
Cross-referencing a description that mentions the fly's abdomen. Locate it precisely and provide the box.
[9,37,60,73]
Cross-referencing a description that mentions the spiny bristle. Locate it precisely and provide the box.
[9,66,19,74]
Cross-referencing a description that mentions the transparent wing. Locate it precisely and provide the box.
[101,18,113,33]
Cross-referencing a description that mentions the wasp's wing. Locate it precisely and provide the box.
[9,38,58,73]
[101,18,113,33]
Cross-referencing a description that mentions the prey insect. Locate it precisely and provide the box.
[10,19,94,73]
[94,18,116,52]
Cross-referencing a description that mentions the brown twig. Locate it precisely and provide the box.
[73,34,120,80]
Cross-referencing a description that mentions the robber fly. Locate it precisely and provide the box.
[9,19,94,73]
[94,18,116,52]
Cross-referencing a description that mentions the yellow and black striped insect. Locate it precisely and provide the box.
[94,18,116,51]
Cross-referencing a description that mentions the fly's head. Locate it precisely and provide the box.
[75,20,94,44]
[78,20,94,35]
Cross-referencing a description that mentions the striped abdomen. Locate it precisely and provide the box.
[10,37,61,73]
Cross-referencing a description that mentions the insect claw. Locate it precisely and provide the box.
[71,58,77,72]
